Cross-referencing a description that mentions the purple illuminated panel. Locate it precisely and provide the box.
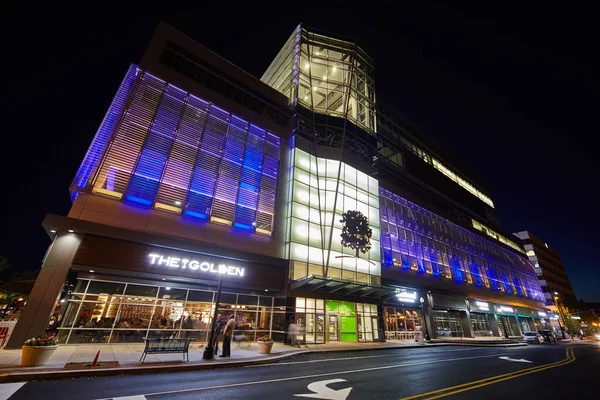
[70,65,139,200]
[77,65,281,236]
[379,188,543,300]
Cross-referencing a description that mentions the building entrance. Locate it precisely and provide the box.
[328,314,339,341]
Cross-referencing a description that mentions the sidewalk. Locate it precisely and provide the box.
[0,338,506,383]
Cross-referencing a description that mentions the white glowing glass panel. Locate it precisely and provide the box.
[368,176,379,195]
[291,218,309,243]
[295,168,310,185]
[293,181,310,206]
[293,203,310,220]
[291,243,309,260]
[308,246,324,264]
[288,148,381,280]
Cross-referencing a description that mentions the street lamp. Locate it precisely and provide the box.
[553,293,567,339]
[419,297,431,341]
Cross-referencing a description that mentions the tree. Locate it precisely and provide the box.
[0,255,10,273]
[0,291,18,318]
[340,210,372,257]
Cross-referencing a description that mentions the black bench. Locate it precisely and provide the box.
[140,337,194,363]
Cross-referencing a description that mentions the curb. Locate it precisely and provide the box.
[0,342,516,383]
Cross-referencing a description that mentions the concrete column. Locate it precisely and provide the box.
[6,232,82,349]
[460,310,475,338]
[424,293,437,339]
[488,314,501,337]
[509,316,521,337]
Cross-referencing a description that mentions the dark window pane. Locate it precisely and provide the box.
[74,279,89,293]
[87,281,126,296]
[219,293,237,305]
[158,287,187,300]
[237,295,258,306]
[125,284,158,297]
[187,290,213,302]
[259,296,272,306]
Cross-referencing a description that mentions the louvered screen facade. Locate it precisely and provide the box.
[70,65,281,237]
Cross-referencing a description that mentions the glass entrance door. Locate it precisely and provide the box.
[328,314,339,341]
[371,316,379,340]
[316,314,325,343]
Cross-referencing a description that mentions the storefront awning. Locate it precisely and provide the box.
[290,275,400,301]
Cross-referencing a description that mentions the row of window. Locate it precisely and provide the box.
[472,219,525,254]
[161,42,290,127]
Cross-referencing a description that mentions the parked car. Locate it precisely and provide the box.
[537,329,557,343]
[523,331,544,344]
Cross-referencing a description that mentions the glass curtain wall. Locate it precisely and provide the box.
[261,24,376,134]
[287,148,381,285]
[57,278,284,344]
[379,188,544,301]
[384,307,420,340]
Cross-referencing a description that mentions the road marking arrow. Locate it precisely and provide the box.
[499,356,532,363]
[294,378,353,400]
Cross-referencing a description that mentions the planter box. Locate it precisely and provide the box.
[21,345,58,367]
[258,341,274,354]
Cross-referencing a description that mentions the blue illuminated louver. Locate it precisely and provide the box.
[71,65,138,198]
[378,187,543,299]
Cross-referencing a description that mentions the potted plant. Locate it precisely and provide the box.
[21,336,58,367]
[256,335,274,354]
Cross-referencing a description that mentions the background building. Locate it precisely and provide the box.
[7,23,545,348]
[513,231,577,308]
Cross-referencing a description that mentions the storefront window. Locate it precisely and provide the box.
[56,278,280,344]
[384,307,420,340]
[471,313,493,336]
[433,310,464,337]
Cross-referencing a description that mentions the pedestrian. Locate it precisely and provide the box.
[220,315,236,358]
[213,313,225,356]
[289,317,300,347]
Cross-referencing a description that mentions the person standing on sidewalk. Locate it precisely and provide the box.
[289,318,300,348]
[220,315,236,358]
[213,314,225,356]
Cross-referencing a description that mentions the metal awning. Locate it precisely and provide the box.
[290,275,401,301]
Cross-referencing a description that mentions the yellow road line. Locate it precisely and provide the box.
[400,347,574,400]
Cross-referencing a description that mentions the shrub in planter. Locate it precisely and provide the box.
[256,335,274,354]
[21,336,58,367]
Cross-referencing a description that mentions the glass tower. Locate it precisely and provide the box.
[262,24,376,134]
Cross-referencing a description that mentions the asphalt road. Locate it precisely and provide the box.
[2,342,598,399]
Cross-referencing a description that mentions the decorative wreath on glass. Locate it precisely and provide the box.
[340,210,373,257]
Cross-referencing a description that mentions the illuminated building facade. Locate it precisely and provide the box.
[8,23,545,348]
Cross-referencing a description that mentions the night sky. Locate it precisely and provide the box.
[1,4,598,301]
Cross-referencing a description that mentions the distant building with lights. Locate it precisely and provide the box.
[513,231,577,309]
[7,23,547,348]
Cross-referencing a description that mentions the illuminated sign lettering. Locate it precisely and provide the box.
[475,301,490,311]
[538,311,547,317]
[497,306,515,313]
[148,253,245,277]
[395,289,417,303]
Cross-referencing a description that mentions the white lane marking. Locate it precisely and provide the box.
[294,378,352,400]
[499,356,533,363]
[0,382,26,400]
[107,396,147,400]
[96,352,505,399]
[245,347,489,367]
